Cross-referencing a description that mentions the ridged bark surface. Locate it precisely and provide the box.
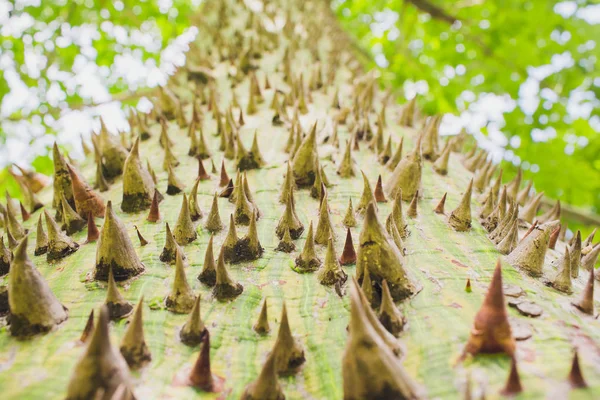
[0,0,598,398]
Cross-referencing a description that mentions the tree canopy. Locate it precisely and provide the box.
[334,0,600,215]
[0,0,199,192]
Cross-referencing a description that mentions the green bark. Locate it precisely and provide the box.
[0,0,598,399]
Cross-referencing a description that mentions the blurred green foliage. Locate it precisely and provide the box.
[1,0,197,117]
[0,0,199,196]
[334,0,600,215]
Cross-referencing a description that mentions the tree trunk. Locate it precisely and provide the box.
[0,0,598,399]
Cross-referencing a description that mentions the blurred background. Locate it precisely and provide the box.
[0,0,599,236]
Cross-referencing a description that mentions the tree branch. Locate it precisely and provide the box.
[404,0,528,77]
[405,0,458,24]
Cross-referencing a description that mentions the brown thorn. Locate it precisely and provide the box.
[19,202,31,221]
[188,332,221,392]
[548,224,561,250]
[434,193,447,215]
[147,190,161,222]
[85,211,100,243]
[219,160,230,187]
[500,357,523,396]
[374,175,387,203]
[79,309,94,343]
[198,158,210,180]
[571,268,595,315]
[568,350,588,388]
[407,190,419,219]
[339,228,357,265]
[463,259,515,358]
[134,225,149,246]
